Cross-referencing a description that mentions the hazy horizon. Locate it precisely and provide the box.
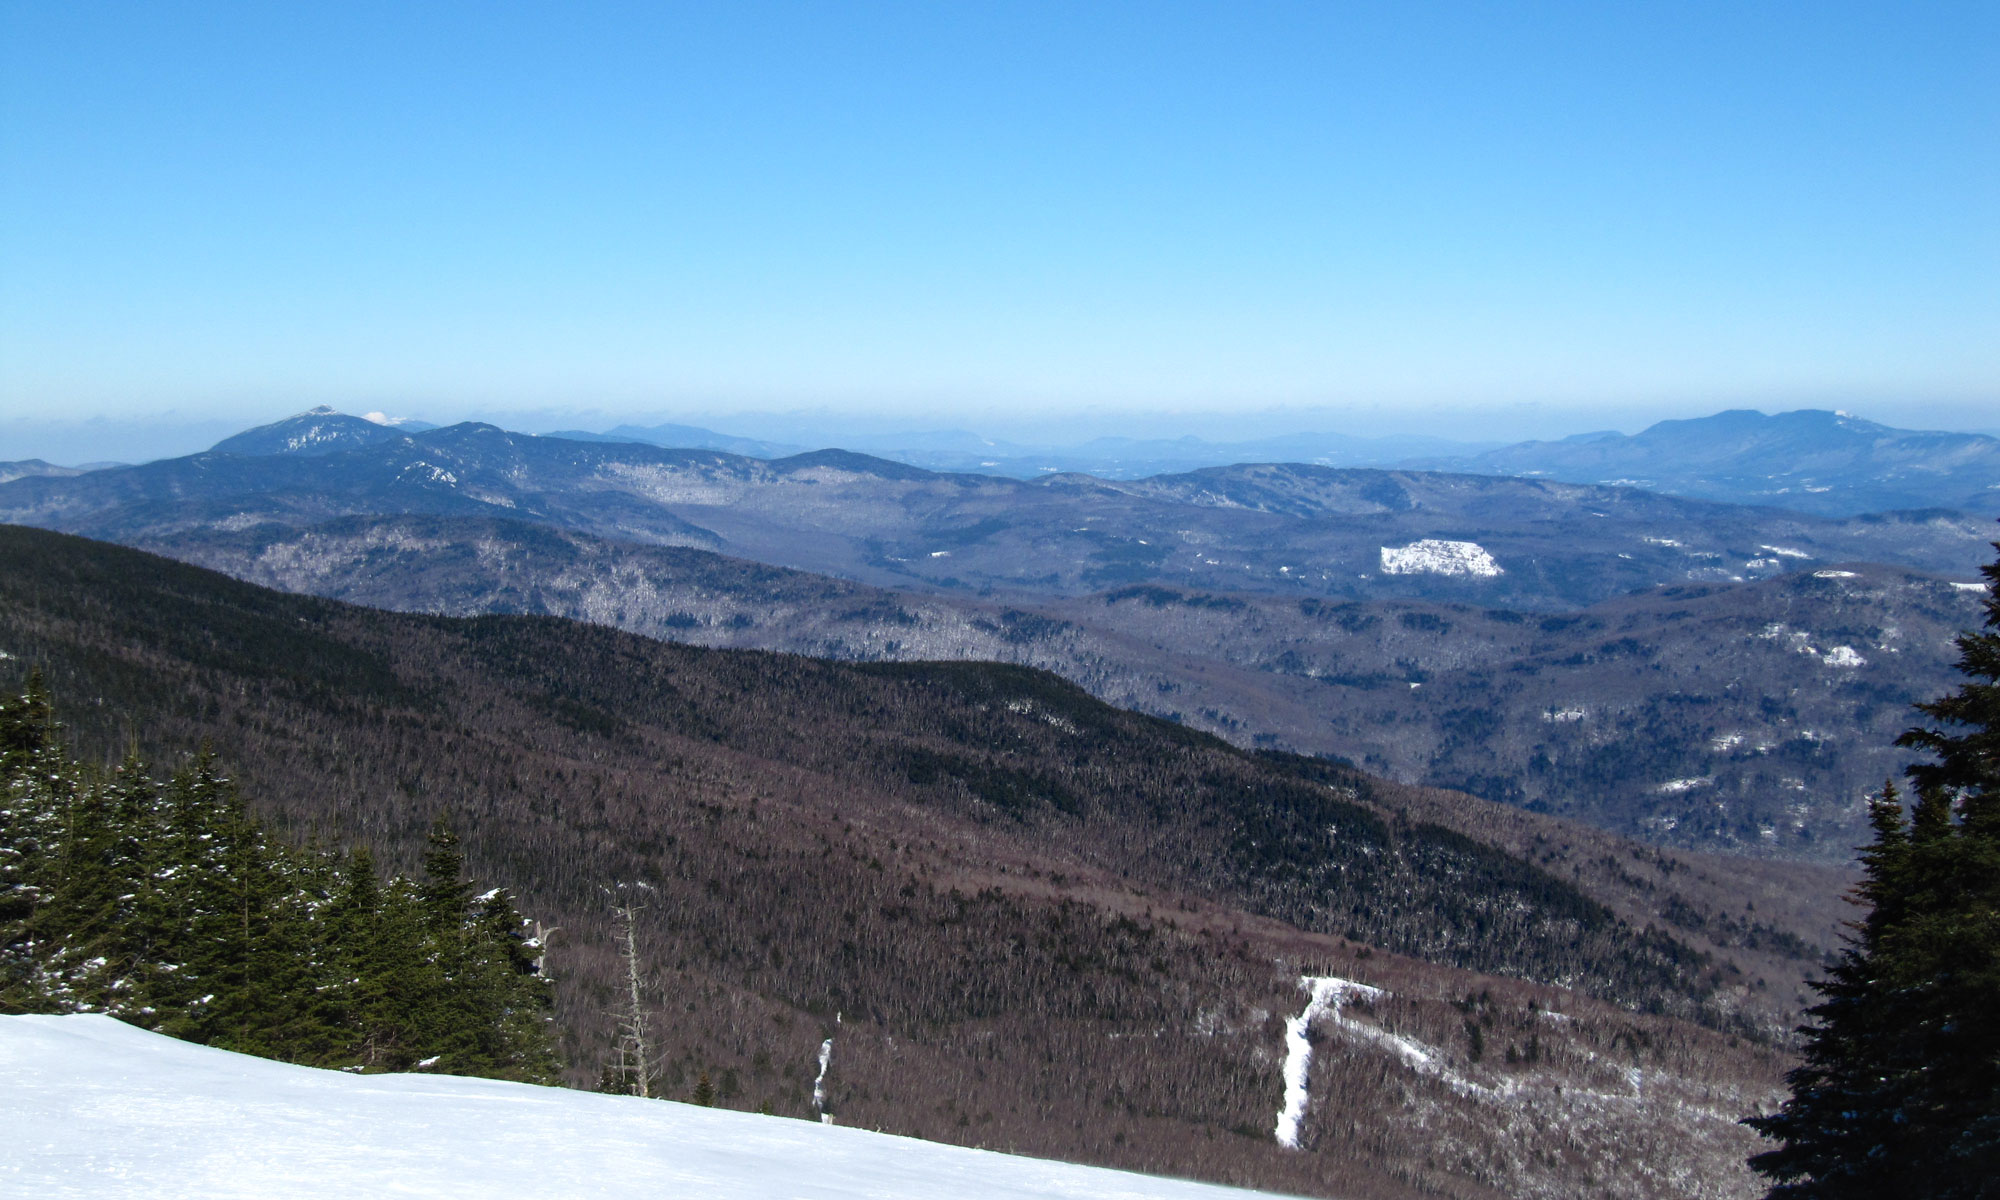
[3,4,1994,462]
[7,397,2000,471]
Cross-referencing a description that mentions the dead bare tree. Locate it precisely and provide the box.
[610,901,655,1098]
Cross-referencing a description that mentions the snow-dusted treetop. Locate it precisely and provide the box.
[0,1015,1291,1200]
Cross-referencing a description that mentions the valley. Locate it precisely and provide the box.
[0,524,1829,1199]
[6,408,1991,1195]
[127,505,1987,861]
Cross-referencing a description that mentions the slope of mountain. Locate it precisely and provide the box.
[208,405,417,457]
[1422,409,2000,518]
[137,512,1986,862]
[1042,568,1989,859]
[0,524,1810,1199]
[0,459,93,485]
[3,1014,1278,1200]
[1,419,1990,613]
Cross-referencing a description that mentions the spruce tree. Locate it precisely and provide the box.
[1748,542,2000,1198]
[0,680,565,1081]
[33,761,150,1010]
[323,845,423,1068]
[405,814,560,1082]
[0,672,70,1009]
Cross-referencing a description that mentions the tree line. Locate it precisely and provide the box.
[1747,540,2000,1198]
[0,672,560,1082]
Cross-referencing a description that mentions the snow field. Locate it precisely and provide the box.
[2,1014,1298,1200]
[1377,541,1503,578]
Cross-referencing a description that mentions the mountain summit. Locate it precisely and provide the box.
[208,407,417,458]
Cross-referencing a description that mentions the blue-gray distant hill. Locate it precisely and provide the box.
[7,406,1994,865]
[543,421,805,459]
[1411,409,2000,518]
[4,409,1990,611]
[209,406,438,457]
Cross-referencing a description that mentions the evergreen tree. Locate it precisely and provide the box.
[323,845,423,1068]
[406,814,560,1082]
[0,672,71,1009]
[0,678,563,1085]
[459,884,562,1083]
[33,759,152,1010]
[1748,542,2000,1198]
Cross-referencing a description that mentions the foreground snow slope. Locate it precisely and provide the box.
[2,1015,1296,1199]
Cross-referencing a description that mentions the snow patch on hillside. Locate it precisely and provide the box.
[1,1014,1276,1200]
[1275,976,1383,1148]
[281,423,352,452]
[399,461,457,486]
[1006,698,1081,735]
[814,1033,835,1124]
[1273,973,1542,1153]
[1756,623,1869,668]
[1378,540,1502,578]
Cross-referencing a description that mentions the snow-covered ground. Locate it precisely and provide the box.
[2,1015,1295,1200]
[1378,540,1503,578]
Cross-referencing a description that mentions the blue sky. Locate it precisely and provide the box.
[2,1,1995,457]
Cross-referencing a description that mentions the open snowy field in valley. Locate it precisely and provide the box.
[1,1015,1301,1199]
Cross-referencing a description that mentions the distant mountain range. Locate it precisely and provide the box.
[4,406,1993,863]
[543,421,806,459]
[16,404,1995,519]
[1414,409,2000,517]
[3,409,1989,612]
[0,459,112,485]
[533,407,2000,518]
[546,424,1495,481]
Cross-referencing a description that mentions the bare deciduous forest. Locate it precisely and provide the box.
[0,525,1820,1198]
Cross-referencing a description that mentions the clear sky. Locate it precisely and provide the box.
[2,1,1995,458]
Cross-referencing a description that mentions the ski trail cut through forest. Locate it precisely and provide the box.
[1274,976,1385,1148]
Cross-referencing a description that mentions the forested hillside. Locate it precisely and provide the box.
[0,525,1801,1198]
[0,684,558,1079]
[130,511,1986,861]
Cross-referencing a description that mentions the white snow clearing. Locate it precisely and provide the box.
[1274,975,1499,1151]
[1,1014,1288,1200]
[1275,976,1377,1148]
[814,1033,835,1124]
[1755,623,1869,668]
[1377,540,1502,578]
